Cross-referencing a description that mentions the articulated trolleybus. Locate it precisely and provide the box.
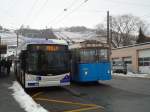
[15,38,70,88]
[70,40,112,82]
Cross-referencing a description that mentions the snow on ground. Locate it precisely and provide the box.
[0,32,17,45]
[54,31,98,42]
[61,31,94,39]
[9,81,48,112]
[54,31,107,44]
[113,72,150,78]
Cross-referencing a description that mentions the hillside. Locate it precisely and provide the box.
[54,28,107,44]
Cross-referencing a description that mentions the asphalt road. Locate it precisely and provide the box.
[1,71,150,112]
[28,76,150,112]
[101,76,150,112]
[69,76,150,112]
[28,87,104,112]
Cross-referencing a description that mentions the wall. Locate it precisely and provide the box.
[111,43,150,73]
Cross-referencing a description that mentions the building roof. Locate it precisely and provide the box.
[112,42,150,50]
[69,40,109,49]
[113,28,150,50]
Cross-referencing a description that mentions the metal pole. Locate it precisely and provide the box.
[107,11,109,44]
[107,11,111,61]
[0,36,1,74]
[110,15,112,54]
[15,32,19,60]
[0,36,1,60]
[17,32,19,48]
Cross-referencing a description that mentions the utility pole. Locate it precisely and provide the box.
[0,36,1,74]
[110,15,112,54]
[17,32,19,48]
[107,11,109,45]
[15,32,19,59]
[0,36,1,60]
[107,11,111,61]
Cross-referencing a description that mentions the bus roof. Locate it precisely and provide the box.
[17,37,68,52]
[24,38,68,45]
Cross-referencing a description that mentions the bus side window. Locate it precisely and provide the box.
[20,50,27,71]
[68,51,72,60]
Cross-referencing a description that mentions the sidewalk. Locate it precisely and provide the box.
[0,72,25,112]
[112,72,150,79]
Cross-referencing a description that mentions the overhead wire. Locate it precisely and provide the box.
[31,0,49,25]
[49,0,89,27]
[2,0,150,29]
[23,0,40,25]
[0,0,20,19]
[46,0,81,27]
[20,0,83,29]
[32,0,150,28]
[28,0,49,26]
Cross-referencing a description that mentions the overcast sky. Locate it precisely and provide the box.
[0,0,150,29]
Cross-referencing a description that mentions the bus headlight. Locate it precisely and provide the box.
[85,71,88,75]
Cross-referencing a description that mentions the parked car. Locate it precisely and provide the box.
[112,61,127,74]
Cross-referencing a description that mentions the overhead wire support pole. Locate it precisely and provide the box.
[0,36,1,74]
[107,11,109,45]
[107,11,111,61]
[15,31,19,59]
[17,32,19,48]
[110,15,112,54]
[0,36,1,60]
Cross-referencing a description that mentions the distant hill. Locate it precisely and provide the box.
[64,26,94,32]
[54,26,107,43]
[16,28,57,39]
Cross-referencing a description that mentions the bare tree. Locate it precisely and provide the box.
[111,14,148,47]
[95,24,106,35]
[96,14,149,48]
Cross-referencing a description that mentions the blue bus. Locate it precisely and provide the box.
[70,40,112,82]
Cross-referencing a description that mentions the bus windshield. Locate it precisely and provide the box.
[79,48,108,63]
[26,45,70,75]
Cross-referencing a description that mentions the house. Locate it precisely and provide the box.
[111,42,150,74]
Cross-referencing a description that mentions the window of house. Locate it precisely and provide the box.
[138,57,150,66]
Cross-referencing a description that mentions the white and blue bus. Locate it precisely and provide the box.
[14,38,70,88]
